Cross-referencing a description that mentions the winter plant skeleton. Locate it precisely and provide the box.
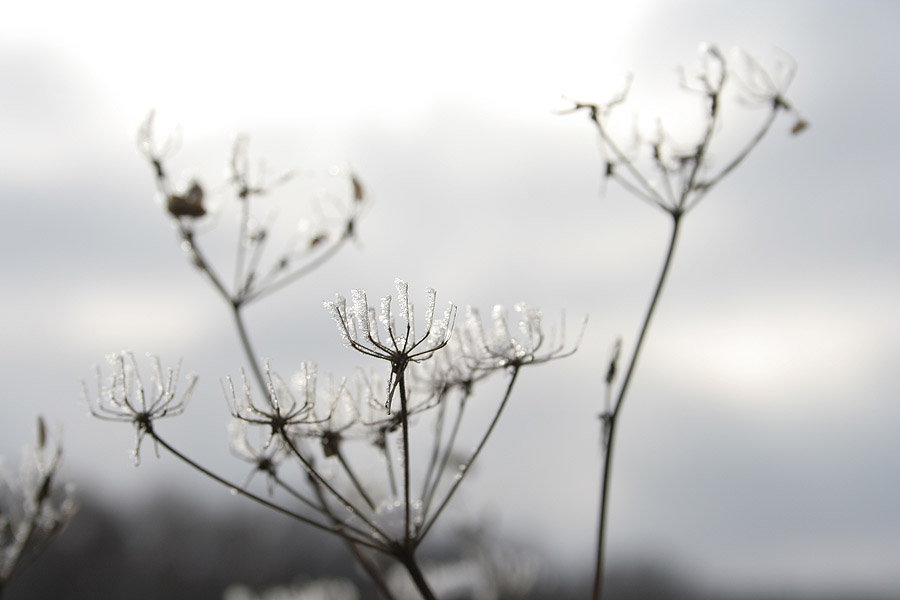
[80,43,800,598]
[85,287,580,599]
[0,418,75,599]
[560,45,806,600]
[86,118,582,599]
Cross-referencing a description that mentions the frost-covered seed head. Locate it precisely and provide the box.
[461,303,585,368]
[84,352,196,464]
[324,279,457,365]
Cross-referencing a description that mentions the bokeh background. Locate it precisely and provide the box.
[2,0,898,597]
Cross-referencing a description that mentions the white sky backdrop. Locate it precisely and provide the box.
[2,0,899,595]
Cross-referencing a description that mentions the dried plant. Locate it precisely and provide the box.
[561,44,806,600]
[85,116,582,599]
[0,417,76,599]
[83,43,801,598]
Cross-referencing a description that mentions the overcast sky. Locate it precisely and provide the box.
[1,0,898,596]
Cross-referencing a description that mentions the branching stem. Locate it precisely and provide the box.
[417,367,520,544]
[148,427,383,550]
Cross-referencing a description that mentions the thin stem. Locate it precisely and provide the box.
[148,427,383,550]
[592,212,681,600]
[274,474,377,541]
[232,303,266,392]
[381,429,399,498]
[684,104,780,213]
[421,389,469,520]
[309,477,399,600]
[417,367,520,544]
[609,171,670,213]
[585,107,668,209]
[180,227,232,302]
[335,447,377,511]
[398,551,438,600]
[419,389,448,504]
[243,232,351,304]
[399,374,413,546]
[234,197,251,294]
[239,224,273,299]
[279,432,391,544]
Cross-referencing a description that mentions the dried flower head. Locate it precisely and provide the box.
[324,279,457,413]
[224,361,325,443]
[462,303,586,369]
[228,420,286,494]
[84,352,197,465]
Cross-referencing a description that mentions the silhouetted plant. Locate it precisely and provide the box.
[0,417,76,599]
[561,44,806,600]
[82,43,802,599]
[85,120,582,599]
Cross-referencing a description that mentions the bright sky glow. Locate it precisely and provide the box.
[3,1,649,131]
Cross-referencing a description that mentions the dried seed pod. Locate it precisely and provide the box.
[351,173,365,202]
[167,181,206,218]
[791,119,809,135]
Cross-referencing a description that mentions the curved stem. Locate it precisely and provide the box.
[148,428,383,550]
[280,432,392,544]
[244,232,351,304]
[592,213,681,600]
[417,367,520,544]
[309,478,398,600]
[272,475,375,541]
[685,104,780,213]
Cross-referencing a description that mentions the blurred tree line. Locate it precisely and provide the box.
[4,491,890,600]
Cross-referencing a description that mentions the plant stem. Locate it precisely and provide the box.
[399,374,413,546]
[335,447,377,511]
[592,212,681,600]
[279,433,391,544]
[421,389,469,518]
[399,551,438,600]
[417,367,520,544]
[148,428,382,550]
[244,232,351,304]
[231,303,267,391]
[309,479,398,600]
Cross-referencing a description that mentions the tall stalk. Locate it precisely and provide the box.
[578,46,805,599]
[592,212,681,600]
